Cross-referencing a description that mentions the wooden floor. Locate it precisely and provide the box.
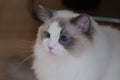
[0,0,120,80]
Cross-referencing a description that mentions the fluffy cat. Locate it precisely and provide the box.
[32,6,120,80]
[7,6,120,80]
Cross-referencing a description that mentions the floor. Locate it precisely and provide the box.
[0,0,120,80]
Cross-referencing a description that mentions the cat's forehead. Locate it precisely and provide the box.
[48,19,72,34]
[41,17,68,31]
[40,18,65,30]
[48,21,62,37]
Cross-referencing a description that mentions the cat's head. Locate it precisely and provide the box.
[35,6,94,57]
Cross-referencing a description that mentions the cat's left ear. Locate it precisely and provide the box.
[71,14,91,34]
[39,5,55,21]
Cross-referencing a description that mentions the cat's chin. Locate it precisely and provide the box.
[46,50,69,57]
[48,52,67,57]
[48,52,56,56]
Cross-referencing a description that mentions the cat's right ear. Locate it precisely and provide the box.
[39,5,55,21]
[71,14,91,34]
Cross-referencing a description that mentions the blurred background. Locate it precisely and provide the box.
[0,0,120,80]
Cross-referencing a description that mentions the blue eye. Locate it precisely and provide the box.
[44,31,50,38]
[60,35,69,42]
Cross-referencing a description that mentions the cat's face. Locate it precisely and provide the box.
[36,6,93,57]
[41,21,69,56]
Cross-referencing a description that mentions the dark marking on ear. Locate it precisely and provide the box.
[71,14,90,32]
[39,5,54,20]
[70,14,94,40]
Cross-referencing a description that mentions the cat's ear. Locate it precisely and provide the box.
[71,14,91,34]
[39,5,54,21]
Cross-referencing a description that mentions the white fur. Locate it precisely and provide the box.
[33,10,120,80]
[42,21,69,56]
[56,10,79,19]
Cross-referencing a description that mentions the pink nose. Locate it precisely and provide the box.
[48,46,53,52]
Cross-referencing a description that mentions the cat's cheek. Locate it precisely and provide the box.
[52,45,69,56]
[42,39,49,52]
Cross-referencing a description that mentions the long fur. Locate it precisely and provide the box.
[33,9,120,80]
[6,9,120,80]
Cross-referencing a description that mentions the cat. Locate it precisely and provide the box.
[32,6,120,80]
[7,6,120,80]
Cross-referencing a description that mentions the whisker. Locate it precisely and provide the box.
[21,54,34,64]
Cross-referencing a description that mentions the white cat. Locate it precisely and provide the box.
[32,6,120,80]
[6,6,120,80]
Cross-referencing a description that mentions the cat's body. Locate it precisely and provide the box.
[6,6,120,80]
[32,6,120,80]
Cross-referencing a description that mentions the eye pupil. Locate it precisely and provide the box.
[44,31,50,38]
[60,35,69,42]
